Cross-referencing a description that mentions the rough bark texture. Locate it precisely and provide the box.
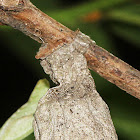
[34,32,118,140]
[84,45,140,99]
[0,0,140,99]
[0,0,75,55]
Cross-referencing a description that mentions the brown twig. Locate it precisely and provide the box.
[84,44,140,99]
[0,0,140,99]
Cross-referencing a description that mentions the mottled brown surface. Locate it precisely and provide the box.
[84,45,140,99]
[0,0,140,99]
[0,0,75,58]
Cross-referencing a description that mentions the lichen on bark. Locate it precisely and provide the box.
[33,32,118,140]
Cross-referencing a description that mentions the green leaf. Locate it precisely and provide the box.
[23,133,35,140]
[0,79,50,140]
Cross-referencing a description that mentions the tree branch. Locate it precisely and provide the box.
[84,44,140,99]
[0,0,140,99]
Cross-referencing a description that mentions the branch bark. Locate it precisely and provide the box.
[0,0,140,100]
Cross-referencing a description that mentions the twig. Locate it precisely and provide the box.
[84,44,140,99]
[0,0,140,99]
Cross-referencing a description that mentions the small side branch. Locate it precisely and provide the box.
[0,0,140,99]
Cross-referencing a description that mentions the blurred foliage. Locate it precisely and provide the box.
[0,0,140,140]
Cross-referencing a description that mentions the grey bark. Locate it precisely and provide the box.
[33,32,118,140]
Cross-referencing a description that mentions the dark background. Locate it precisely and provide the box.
[0,0,140,139]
